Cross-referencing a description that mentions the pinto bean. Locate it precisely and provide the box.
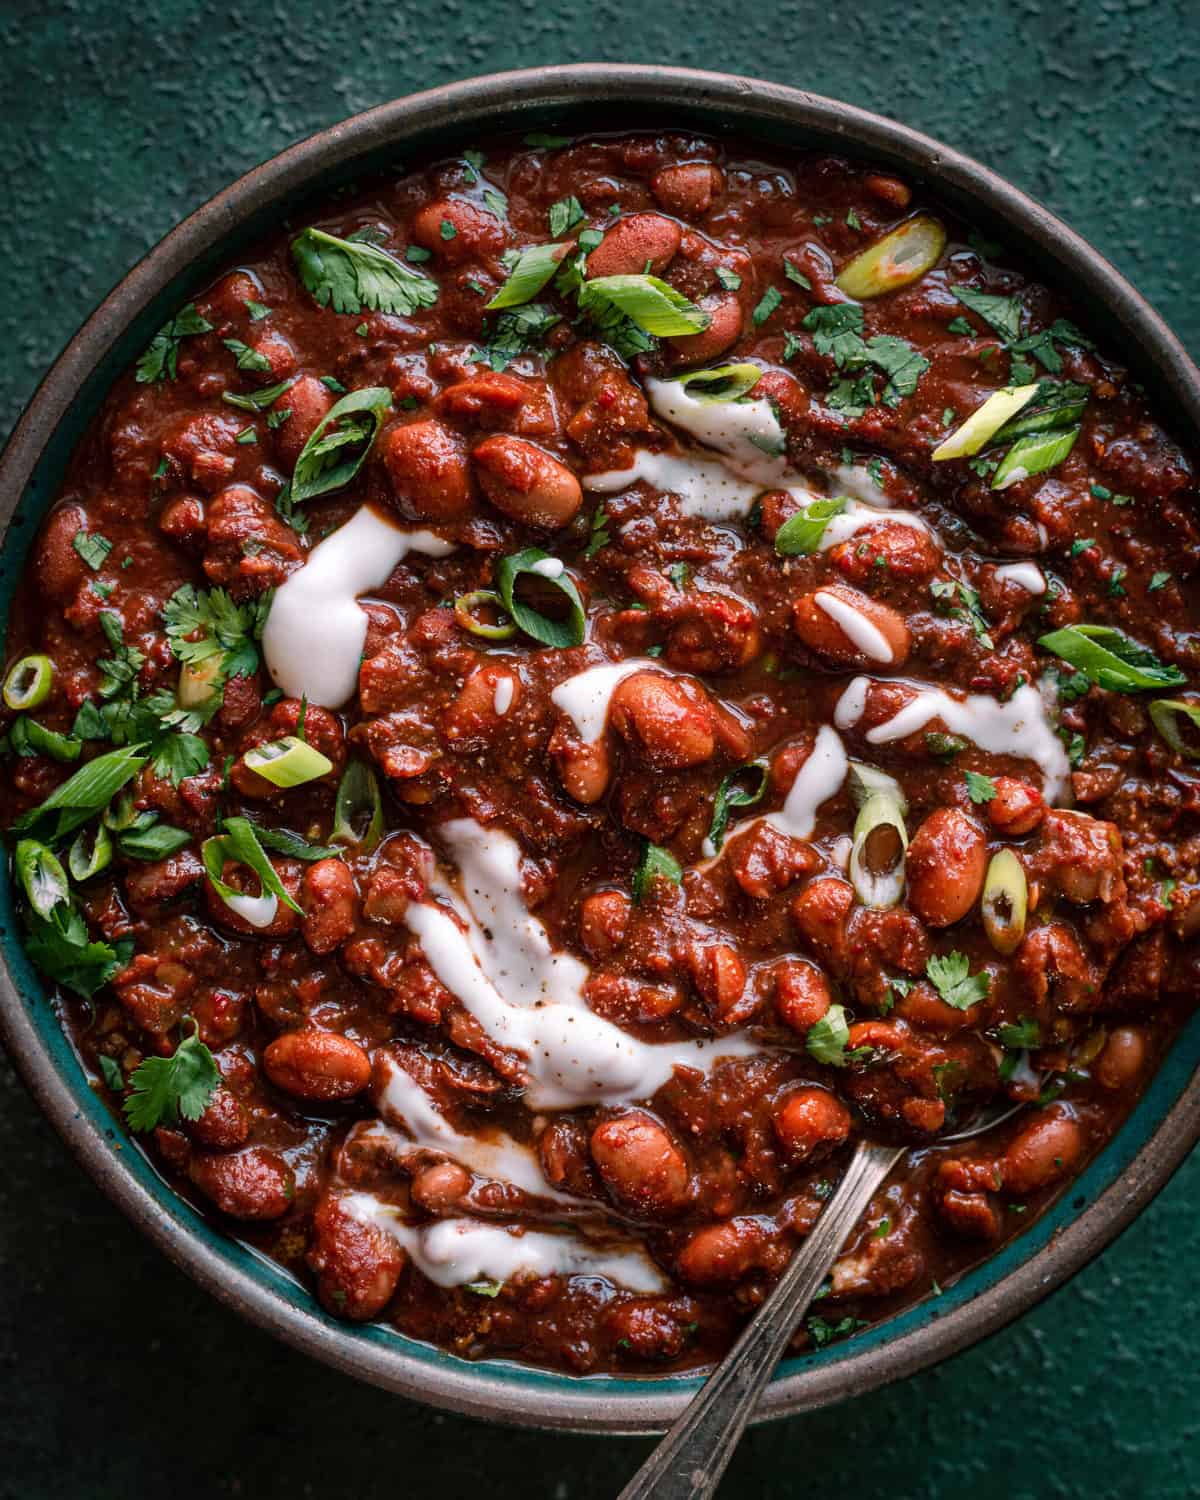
[188,1146,294,1220]
[905,808,987,927]
[986,777,1045,836]
[271,374,333,469]
[590,1110,690,1216]
[159,494,207,546]
[383,419,473,520]
[609,671,715,768]
[412,197,507,263]
[1000,1108,1083,1194]
[828,521,940,584]
[538,1116,603,1199]
[264,1028,372,1100]
[586,212,681,278]
[308,1192,405,1320]
[549,722,611,804]
[792,584,910,668]
[665,291,743,367]
[36,503,88,603]
[864,173,912,209]
[774,960,833,1033]
[773,1087,851,1160]
[472,434,582,528]
[1094,1026,1147,1091]
[437,370,533,424]
[676,1217,766,1285]
[442,664,521,743]
[187,1083,251,1149]
[605,1300,689,1361]
[579,888,632,958]
[301,859,359,955]
[205,485,303,595]
[650,163,724,218]
[410,1161,471,1210]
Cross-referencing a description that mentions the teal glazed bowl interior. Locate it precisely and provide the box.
[2,65,1199,1434]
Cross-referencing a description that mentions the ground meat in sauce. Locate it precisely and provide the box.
[4,129,1198,1377]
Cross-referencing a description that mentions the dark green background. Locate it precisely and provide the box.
[2,3,1198,1496]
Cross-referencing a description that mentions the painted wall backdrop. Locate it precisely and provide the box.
[1,2,1197,1496]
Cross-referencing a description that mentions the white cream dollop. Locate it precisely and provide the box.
[261,505,454,708]
[835,676,1070,802]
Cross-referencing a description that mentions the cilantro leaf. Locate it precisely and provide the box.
[223,338,273,374]
[548,195,584,237]
[952,286,1024,343]
[998,1016,1041,1050]
[124,1024,220,1132]
[73,531,112,571]
[291,227,439,317]
[135,303,213,383]
[926,951,990,1011]
[802,303,866,367]
[473,302,561,371]
[964,770,998,804]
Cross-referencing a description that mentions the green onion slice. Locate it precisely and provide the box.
[496,548,586,648]
[577,275,710,338]
[991,425,1080,490]
[932,384,1040,461]
[835,215,947,300]
[848,761,908,813]
[178,655,224,711]
[14,839,70,919]
[487,243,567,310]
[1149,698,1200,757]
[68,823,114,881]
[331,761,384,852]
[992,380,1090,441]
[632,841,682,904]
[252,824,343,861]
[774,496,847,557]
[1038,624,1186,693]
[706,761,769,855]
[118,823,193,861]
[244,735,334,788]
[290,386,392,506]
[11,743,149,843]
[849,791,908,909]
[9,717,82,764]
[202,815,302,927]
[673,363,763,404]
[4,655,53,711]
[101,791,144,832]
[454,589,517,640]
[981,849,1028,956]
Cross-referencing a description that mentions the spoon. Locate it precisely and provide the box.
[617,1098,1027,1500]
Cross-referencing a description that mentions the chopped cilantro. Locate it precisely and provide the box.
[925,951,990,1011]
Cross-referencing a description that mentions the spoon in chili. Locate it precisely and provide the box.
[616,1098,1028,1500]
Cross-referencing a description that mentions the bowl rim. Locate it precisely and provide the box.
[2,62,1199,1434]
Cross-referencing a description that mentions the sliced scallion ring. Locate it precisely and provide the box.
[847,761,907,813]
[454,589,517,641]
[673,363,763,404]
[202,815,303,928]
[849,791,908,909]
[496,548,586,648]
[932,384,1040,461]
[706,760,769,855]
[178,655,224,710]
[991,425,1080,490]
[3,655,53,711]
[101,791,142,832]
[981,848,1028,955]
[68,822,114,881]
[243,735,334,788]
[1149,698,1200,757]
[487,242,568,310]
[835,215,947,300]
[332,760,384,851]
[14,839,70,919]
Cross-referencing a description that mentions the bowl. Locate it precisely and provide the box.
[1,64,1198,1434]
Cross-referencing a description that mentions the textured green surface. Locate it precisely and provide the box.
[2,3,1199,1497]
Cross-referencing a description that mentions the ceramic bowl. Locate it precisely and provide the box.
[1,65,1197,1433]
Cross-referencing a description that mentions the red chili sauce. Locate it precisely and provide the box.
[3,129,1197,1374]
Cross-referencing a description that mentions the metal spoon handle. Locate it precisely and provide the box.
[617,1138,903,1500]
